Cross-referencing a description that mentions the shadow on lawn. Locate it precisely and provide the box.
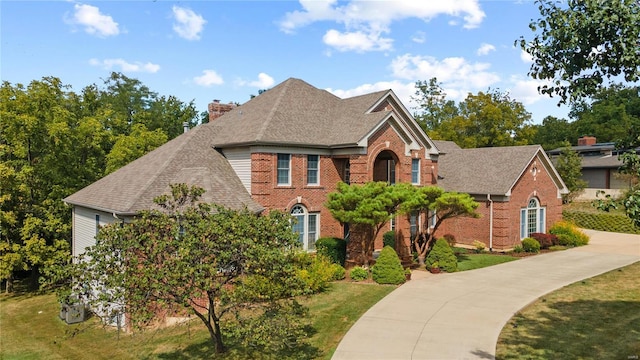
[497,299,640,360]
[152,335,321,360]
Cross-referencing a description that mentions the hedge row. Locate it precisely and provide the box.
[562,210,640,235]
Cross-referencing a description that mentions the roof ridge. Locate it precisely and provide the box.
[255,78,292,140]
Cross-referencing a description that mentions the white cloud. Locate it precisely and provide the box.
[193,70,224,87]
[327,80,416,105]
[520,49,533,63]
[172,6,206,41]
[89,58,160,73]
[411,31,426,44]
[506,75,552,105]
[476,43,495,56]
[323,29,393,52]
[279,0,485,52]
[69,4,119,37]
[249,73,275,88]
[390,54,500,93]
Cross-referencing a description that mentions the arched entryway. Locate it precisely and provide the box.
[373,150,399,184]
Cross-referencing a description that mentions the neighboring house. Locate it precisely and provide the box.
[435,141,569,251]
[547,136,631,199]
[65,78,439,258]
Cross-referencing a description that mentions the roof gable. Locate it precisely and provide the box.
[437,145,568,196]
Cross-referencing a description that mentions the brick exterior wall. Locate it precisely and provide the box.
[437,154,563,251]
[248,119,437,256]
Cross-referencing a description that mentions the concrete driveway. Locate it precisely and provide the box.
[331,230,640,360]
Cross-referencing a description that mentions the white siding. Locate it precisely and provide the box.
[72,207,117,257]
[223,147,251,193]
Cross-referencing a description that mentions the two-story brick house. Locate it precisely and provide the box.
[65,78,439,257]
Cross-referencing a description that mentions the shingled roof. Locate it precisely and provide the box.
[64,123,264,215]
[207,78,417,149]
[436,144,568,196]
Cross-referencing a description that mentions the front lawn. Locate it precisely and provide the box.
[456,252,519,271]
[0,282,394,359]
[496,261,640,359]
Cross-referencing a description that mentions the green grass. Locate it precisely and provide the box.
[496,261,640,360]
[456,253,519,271]
[0,282,394,360]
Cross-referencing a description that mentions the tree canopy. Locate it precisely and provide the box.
[518,0,640,104]
[67,184,311,354]
[0,74,199,292]
[413,79,535,148]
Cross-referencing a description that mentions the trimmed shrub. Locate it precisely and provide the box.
[530,232,559,249]
[522,237,541,253]
[349,266,369,282]
[426,238,458,273]
[297,254,335,293]
[315,237,347,266]
[383,231,396,249]
[443,233,456,247]
[372,246,406,285]
[549,221,590,247]
[330,263,346,280]
[513,245,524,253]
[472,240,486,253]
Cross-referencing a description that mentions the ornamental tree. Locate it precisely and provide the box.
[68,184,309,354]
[325,182,409,267]
[399,186,479,267]
[555,141,587,203]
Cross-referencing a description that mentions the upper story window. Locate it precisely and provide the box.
[277,153,291,185]
[411,158,420,184]
[307,155,319,185]
[344,160,351,184]
[95,214,100,235]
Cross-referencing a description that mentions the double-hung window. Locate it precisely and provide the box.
[277,154,291,185]
[411,159,420,184]
[307,155,319,185]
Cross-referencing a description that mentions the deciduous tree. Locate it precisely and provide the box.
[555,141,587,203]
[68,184,310,354]
[518,0,640,103]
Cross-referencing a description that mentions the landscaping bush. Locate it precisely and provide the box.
[443,233,456,247]
[297,254,335,293]
[512,245,524,253]
[330,263,346,280]
[549,221,590,247]
[522,237,541,253]
[426,238,458,273]
[315,237,347,266]
[383,231,396,249]
[563,209,640,234]
[530,232,558,249]
[472,240,486,253]
[349,266,369,282]
[372,246,406,285]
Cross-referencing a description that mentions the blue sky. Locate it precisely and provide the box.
[2,0,570,124]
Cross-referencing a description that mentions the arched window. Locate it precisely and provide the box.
[291,205,319,251]
[520,198,545,239]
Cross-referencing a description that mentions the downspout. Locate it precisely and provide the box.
[487,194,493,252]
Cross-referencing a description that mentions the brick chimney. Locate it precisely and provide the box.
[208,100,236,122]
[577,136,596,146]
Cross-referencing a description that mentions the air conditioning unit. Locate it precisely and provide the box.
[60,302,86,324]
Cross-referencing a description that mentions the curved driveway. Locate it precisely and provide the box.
[332,230,640,360]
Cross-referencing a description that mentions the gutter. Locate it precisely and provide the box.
[487,194,493,252]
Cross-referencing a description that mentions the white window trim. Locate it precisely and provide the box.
[411,158,420,184]
[307,155,320,186]
[291,204,319,251]
[277,153,291,186]
[520,198,546,239]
